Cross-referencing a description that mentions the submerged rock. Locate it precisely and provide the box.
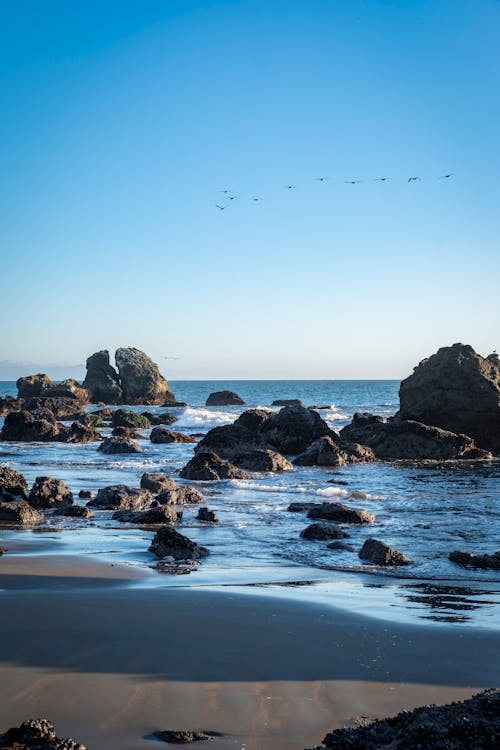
[113,505,181,524]
[232,449,293,472]
[180,452,251,481]
[300,522,348,541]
[259,405,336,455]
[28,477,73,509]
[151,729,211,744]
[88,485,154,510]
[449,549,500,570]
[97,436,141,454]
[115,347,176,405]
[149,526,209,560]
[0,500,44,526]
[272,398,302,406]
[359,538,413,566]
[307,502,375,525]
[83,350,123,404]
[150,427,196,444]
[206,390,245,406]
[0,717,86,749]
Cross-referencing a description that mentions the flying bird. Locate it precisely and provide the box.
[439,173,454,179]
[219,189,232,194]
[408,176,421,182]
[374,177,391,181]
[344,180,361,184]
[215,204,227,210]
[315,177,329,182]
[251,197,263,202]
[226,195,238,201]
[285,185,296,189]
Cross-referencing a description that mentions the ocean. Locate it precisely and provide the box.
[1,379,499,628]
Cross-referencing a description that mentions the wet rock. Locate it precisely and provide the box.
[112,408,150,428]
[150,427,196,444]
[156,486,206,505]
[141,410,178,426]
[0,717,86,749]
[0,466,28,499]
[307,502,375,524]
[398,343,500,454]
[115,347,176,405]
[287,501,316,513]
[195,422,264,459]
[43,379,90,404]
[66,421,103,443]
[449,549,500,570]
[111,426,143,440]
[24,395,84,421]
[113,505,181,524]
[0,500,44,526]
[294,436,375,466]
[235,408,273,431]
[140,472,177,494]
[151,729,211,744]
[78,412,107,429]
[197,507,218,522]
[0,409,66,442]
[315,688,500,750]
[232,449,293,472]
[359,538,413,566]
[28,477,73,509]
[91,407,114,421]
[300,522,348,541]
[88,485,154,510]
[97,436,141,454]
[327,541,355,552]
[272,398,303,406]
[16,373,54,399]
[206,390,245,406]
[259,405,336,455]
[180,452,251,481]
[57,505,94,519]
[149,526,209,560]
[83,350,123,404]
[78,490,94,499]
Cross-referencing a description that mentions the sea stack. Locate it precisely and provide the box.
[115,347,176,405]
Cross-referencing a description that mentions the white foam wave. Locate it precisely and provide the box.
[316,486,350,498]
[230,480,309,494]
[174,406,238,431]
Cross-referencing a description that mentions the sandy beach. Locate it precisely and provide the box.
[0,547,498,750]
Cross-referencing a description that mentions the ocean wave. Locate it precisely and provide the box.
[174,406,238,431]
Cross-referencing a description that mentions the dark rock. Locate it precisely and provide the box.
[294,436,375,466]
[0,500,44,525]
[259,405,336,455]
[316,689,500,750]
[0,409,66,442]
[0,717,86,749]
[113,505,180,524]
[43,379,90,404]
[88,485,154,510]
[111,426,143,440]
[78,412,107,429]
[195,422,263,459]
[28,477,73,509]
[398,343,500,453]
[232,449,293,472]
[180,452,251,481]
[272,398,302,406]
[307,502,375,524]
[141,410,178,426]
[156,486,206,505]
[206,390,245,406]
[235,408,273,431]
[92,407,114,421]
[327,541,355,551]
[149,526,209,560]
[111,408,150,428]
[78,490,94,499]
[115,347,176,405]
[300,522,348,541]
[24,395,84,421]
[150,427,196,444]
[83,350,123,404]
[0,466,28,499]
[140,472,177,494]
[151,729,211,744]
[16,373,54,399]
[57,505,94,519]
[449,549,500,570]
[197,507,218,522]
[97,436,141,454]
[359,538,413,566]
[287,501,316,513]
[66,421,102,443]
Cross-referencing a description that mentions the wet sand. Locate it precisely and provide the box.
[0,552,498,750]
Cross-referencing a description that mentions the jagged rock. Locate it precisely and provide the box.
[0,409,66,442]
[66,422,102,443]
[151,729,211,743]
[43,379,90,404]
[111,426,143,440]
[113,505,181,524]
[57,505,94,519]
[287,501,316,513]
[87,485,154,510]
[150,427,196,444]
[0,500,44,525]
[272,398,302,406]
[16,373,54,399]
[259,405,336,455]
[0,396,19,416]
[24,395,84,421]
[97,436,141,454]
[28,477,73,509]
[398,343,500,453]
[307,502,375,524]
[0,466,28,499]
[141,410,178,426]
[300,522,348,541]
[232,449,293,472]
[294,436,376,466]
[339,413,490,460]
[359,538,412,566]
[83,350,123,404]
[149,526,209,560]
[206,390,245,406]
[315,689,500,750]
[115,347,175,405]
[449,549,500,569]
[111,408,150,428]
[327,541,355,552]
[0,717,86,749]
[197,507,218,522]
[140,473,177,494]
[180,452,251,481]
[156,486,206,505]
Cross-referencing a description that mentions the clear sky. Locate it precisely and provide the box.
[1,0,499,379]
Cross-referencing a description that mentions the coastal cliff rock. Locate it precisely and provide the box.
[359,538,413,566]
[23,395,84,421]
[206,390,245,406]
[28,477,73,509]
[294,436,376,466]
[16,373,54,399]
[115,347,175,405]
[87,485,154,510]
[83,350,123,404]
[180,451,251,480]
[307,502,375,524]
[398,343,500,453]
[259,405,336,455]
[0,718,86,750]
[0,500,44,525]
[149,526,209,560]
[0,466,28,500]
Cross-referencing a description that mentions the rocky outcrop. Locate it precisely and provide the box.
[287,501,316,513]
[272,398,302,406]
[87,485,153,510]
[1,409,63,442]
[149,526,209,560]
[300,522,348,541]
[97,436,141,454]
[16,373,54,399]
[23,395,84,421]
[398,343,500,453]
[66,422,102,443]
[179,452,251,481]
[0,466,28,500]
[140,473,177,494]
[359,538,412,566]
[195,422,264,459]
[150,427,196,444]
[294,436,376,466]
[0,718,86,750]
[232,449,293,472]
[0,500,44,525]
[259,405,336,455]
[236,408,273,431]
[112,409,150,428]
[43,379,90,404]
[28,477,73,509]
[156,486,206,505]
[113,505,181,524]
[115,347,175,405]
[197,507,218,522]
[449,549,500,569]
[307,502,375,524]
[206,390,245,406]
[83,350,123,404]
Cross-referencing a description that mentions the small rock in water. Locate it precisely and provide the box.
[359,538,412,566]
[0,717,86,749]
[349,490,367,500]
[206,390,245,406]
[98,436,141,454]
[197,507,218,522]
[271,398,302,406]
[327,541,355,552]
[151,729,211,743]
[300,523,348,541]
[449,549,500,570]
[78,489,94,499]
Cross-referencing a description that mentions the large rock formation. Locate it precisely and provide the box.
[83,350,123,404]
[0,466,28,500]
[24,395,84,420]
[115,347,175,405]
[43,379,90,404]
[398,343,500,454]
[28,477,73,509]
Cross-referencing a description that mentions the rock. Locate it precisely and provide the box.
[232,449,293,472]
[149,526,209,560]
[156,486,206,505]
[111,408,150,428]
[150,427,196,444]
[272,398,302,406]
[206,390,245,406]
[43,379,90,404]
[197,507,218,522]
[83,350,123,404]
[57,505,94,519]
[235,408,273,431]
[78,412,107,429]
[66,422,103,443]
[398,343,500,454]
[150,729,211,744]
[113,505,181,524]
[16,373,54,398]
[91,407,114,421]
[141,410,178,426]
[349,490,367,500]
[259,405,336,455]
[140,473,177,494]
[28,477,73,509]
[359,538,412,566]
[97,436,141,454]
[327,541,355,552]
[78,490,94,499]
[287,501,316,513]
[0,466,28,499]
[316,689,500,750]
[0,409,66,442]
[0,500,44,525]
[449,549,500,569]
[111,426,143,440]
[179,452,251,481]
[294,436,375,466]
[0,717,86,749]
[339,413,490,461]
[195,422,264,459]
[115,347,176,405]
[88,485,154,510]
[24,395,84,421]
[300,522,348,541]
[307,502,375,524]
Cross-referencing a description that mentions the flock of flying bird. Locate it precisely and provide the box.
[215,173,454,210]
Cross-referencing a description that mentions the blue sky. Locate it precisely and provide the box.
[1,0,499,379]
